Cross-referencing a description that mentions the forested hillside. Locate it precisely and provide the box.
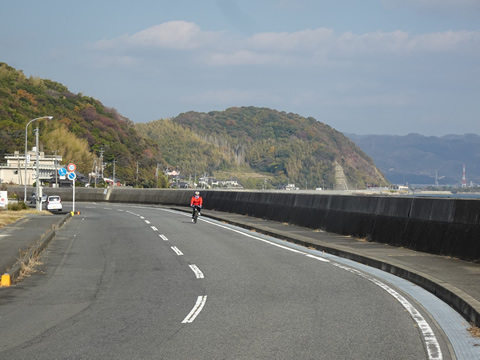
[1,62,387,189]
[0,62,166,187]
[136,107,388,189]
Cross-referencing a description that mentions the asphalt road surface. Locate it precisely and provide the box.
[0,203,454,359]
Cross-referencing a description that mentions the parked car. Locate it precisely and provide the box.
[30,193,47,204]
[46,195,62,212]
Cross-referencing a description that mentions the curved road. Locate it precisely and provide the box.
[0,203,454,359]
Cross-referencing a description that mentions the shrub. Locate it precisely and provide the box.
[8,202,27,211]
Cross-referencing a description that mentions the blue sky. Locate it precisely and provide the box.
[1,0,479,136]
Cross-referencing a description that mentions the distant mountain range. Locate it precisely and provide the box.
[347,133,480,186]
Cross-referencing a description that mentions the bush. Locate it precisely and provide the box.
[8,202,27,211]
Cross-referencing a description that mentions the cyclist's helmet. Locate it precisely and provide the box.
[195,191,200,196]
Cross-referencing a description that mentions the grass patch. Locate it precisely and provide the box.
[0,209,51,229]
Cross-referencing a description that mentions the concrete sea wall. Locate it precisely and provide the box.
[9,187,480,262]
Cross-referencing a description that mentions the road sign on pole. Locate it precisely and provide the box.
[67,163,76,172]
[59,168,67,176]
[67,171,76,213]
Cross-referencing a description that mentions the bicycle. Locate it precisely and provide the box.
[192,205,201,224]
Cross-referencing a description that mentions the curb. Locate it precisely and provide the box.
[3,213,71,285]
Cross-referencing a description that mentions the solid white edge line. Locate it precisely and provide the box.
[332,263,442,360]
[142,207,443,358]
[201,218,304,254]
[182,296,207,323]
[306,254,330,262]
[183,211,441,359]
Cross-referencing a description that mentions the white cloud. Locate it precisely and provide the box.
[90,21,480,68]
[93,21,224,51]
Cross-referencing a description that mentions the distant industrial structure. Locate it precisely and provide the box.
[462,163,467,188]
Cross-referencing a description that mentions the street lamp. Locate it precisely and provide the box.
[24,116,53,204]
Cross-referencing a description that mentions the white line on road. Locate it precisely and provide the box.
[189,264,204,279]
[188,214,442,359]
[306,254,330,262]
[182,296,207,323]
[144,220,150,224]
[171,246,184,256]
[159,234,168,241]
[201,218,306,255]
[333,263,442,360]
[151,226,158,232]
[135,207,447,358]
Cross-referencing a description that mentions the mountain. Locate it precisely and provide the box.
[347,133,480,186]
[136,107,388,189]
[1,62,388,189]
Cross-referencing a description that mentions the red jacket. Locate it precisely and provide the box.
[191,196,203,207]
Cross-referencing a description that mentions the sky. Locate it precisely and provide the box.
[1,0,479,136]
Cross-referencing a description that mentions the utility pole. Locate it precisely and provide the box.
[99,147,104,181]
[136,161,139,186]
[35,127,41,211]
[54,150,58,188]
[113,159,116,187]
[156,163,159,188]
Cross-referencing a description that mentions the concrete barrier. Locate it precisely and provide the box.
[6,186,480,261]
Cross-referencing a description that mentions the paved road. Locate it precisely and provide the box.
[0,203,458,359]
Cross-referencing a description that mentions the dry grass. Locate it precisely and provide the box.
[468,326,480,339]
[16,254,44,282]
[0,209,51,228]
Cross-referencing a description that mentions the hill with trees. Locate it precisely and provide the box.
[0,62,166,187]
[136,107,388,189]
[1,62,387,189]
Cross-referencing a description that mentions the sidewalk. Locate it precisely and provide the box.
[196,208,480,327]
[0,213,70,282]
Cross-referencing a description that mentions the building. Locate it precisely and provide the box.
[0,148,62,186]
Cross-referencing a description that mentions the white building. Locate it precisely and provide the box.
[0,148,62,186]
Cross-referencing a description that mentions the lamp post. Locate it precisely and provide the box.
[24,116,53,204]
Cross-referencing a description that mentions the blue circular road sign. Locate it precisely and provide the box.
[58,168,67,176]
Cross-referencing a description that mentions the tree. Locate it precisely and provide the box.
[43,123,96,174]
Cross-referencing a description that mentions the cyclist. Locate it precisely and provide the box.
[190,191,203,222]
